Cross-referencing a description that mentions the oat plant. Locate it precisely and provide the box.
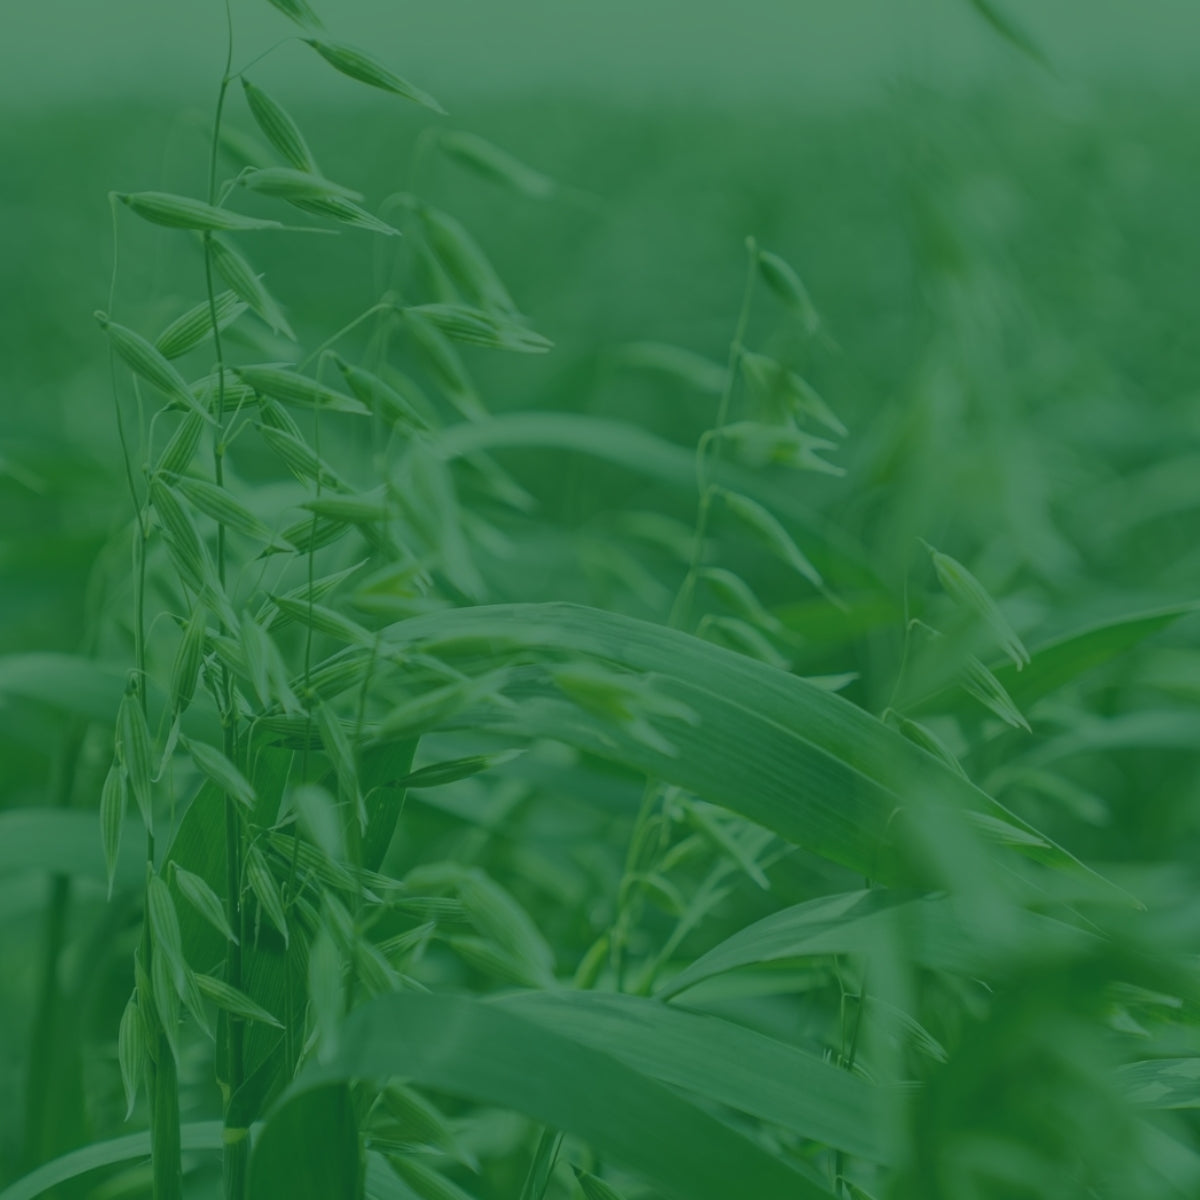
[5,3,1200,1200]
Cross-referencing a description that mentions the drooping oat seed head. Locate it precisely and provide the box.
[241,79,320,173]
[923,541,1030,670]
[304,39,446,114]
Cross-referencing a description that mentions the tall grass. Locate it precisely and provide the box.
[3,2,1200,1199]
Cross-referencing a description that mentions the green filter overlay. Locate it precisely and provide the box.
[2,2,1199,1198]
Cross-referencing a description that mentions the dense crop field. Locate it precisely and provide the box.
[3,3,1200,1198]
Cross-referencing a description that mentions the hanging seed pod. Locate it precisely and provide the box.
[100,759,128,898]
[170,474,292,551]
[169,605,207,716]
[265,0,324,30]
[153,291,246,360]
[235,365,369,415]
[117,992,146,1119]
[437,131,557,199]
[756,247,820,334]
[719,489,823,589]
[193,974,283,1028]
[96,312,215,424]
[210,236,296,340]
[146,873,187,992]
[304,39,445,113]
[115,190,284,232]
[172,864,238,944]
[240,166,363,204]
[117,691,155,833]
[924,541,1030,671]
[182,737,257,810]
[245,843,289,946]
[149,477,210,592]
[241,79,320,173]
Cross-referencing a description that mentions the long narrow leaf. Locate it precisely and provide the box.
[291,992,833,1200]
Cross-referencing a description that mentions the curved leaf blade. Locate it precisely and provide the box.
[294,991,832,1200]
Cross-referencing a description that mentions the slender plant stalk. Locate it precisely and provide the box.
[669,236,758,632]
[107,163,185,1200]
[199,4,249,1196]
[135,534,183,1200]
[608,241,759,988]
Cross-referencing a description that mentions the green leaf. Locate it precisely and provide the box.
[375,604,1101,895]
[655,889,1091,1002]
[0,1123,223,1200]
[289,992,834,1200]
[993,603,1200,710]
[250,1085,360,1200]
[503,990,893,1163]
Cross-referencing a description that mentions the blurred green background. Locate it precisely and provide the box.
[4,0,1198,655]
